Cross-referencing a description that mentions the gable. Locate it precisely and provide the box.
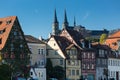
[109,30,120,38]
[47,37,66,59]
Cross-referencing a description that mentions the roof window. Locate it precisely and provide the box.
[6,20,12,25]
[0,38,2,44]
[0,21,2,25]
[0,28,6,34]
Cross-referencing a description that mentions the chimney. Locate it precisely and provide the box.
[89,40,91,48]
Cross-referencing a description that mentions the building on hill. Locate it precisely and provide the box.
[25,35,46,80]
[0,16,30,77]
[51,10,109,40]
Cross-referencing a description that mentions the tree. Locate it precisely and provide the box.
[0,64,12,80]
[46,58,53,79]
[99,34,107,44]
[52,66,65,80]
[86,37,99,42]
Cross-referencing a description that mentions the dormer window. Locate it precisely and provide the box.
[6,20,12,25]
[0,21,2,25]
[14,31,17,35]
[0,28,6,34]
[0,38,2,44]
[112,42,117,46]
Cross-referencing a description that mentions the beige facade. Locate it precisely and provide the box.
[28,43,46,67]
[25,35,46,80]
[47,36,81,80]
[66,46,81,80]
[47,37,65,67]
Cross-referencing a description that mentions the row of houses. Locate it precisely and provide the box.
[0,14,120,80]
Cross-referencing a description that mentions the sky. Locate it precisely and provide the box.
[0,0,120,39]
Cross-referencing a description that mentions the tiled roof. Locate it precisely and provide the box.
[105,30,120,50]
[25,35,45,44]
[92,43,111,50]
[66,28,83,48]
[53,35,72,58]
[0,16,16,50]
[108,30,120,38]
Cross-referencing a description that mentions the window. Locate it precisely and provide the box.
[38,49,40,54]
[38,49,44,55]
[6,20,11,24]
[0,21,2,25]
[88,53,90,58]
[97,59,100,64]
[87,64,90,69]
[82,64,86,69]
[92,53,95,59]
[11,43,14,51]
[20,44,23,48]
[72,70,75,76]
[0,38,2,44]
[60,59,63,65]
[67,60,70,65]
[41,60,44,65]
[91,64,94,69]
[30,72,33,75]
[14,31,17,36]
[108,60,110,65]
[55,51,58,55]
[41,49,44,55]
[76,70,79,75]
[83,52,86,58]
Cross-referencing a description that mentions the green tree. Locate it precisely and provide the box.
[86,37,99,42]
[46,58,53,79]
[0,64,12,80]
[52,66,65,80]
[99,34,107,44]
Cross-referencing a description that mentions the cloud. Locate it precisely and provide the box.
[83,12,90,20]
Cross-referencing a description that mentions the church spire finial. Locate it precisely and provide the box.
[64,9,68,24]
[54,9,58,23]
[74,16,76,26]
[52,9,59,35]
[63,9,69,29]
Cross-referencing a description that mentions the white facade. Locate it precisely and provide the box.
[30,68,46,80]
[28,43,46,67]
[96,67,106,80]
[27,42,46,80]
[108,58,120,80]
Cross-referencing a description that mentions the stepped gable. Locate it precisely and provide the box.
[0,16,16,50]
[25,35,45,44]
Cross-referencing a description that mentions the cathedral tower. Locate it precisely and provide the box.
[62,10,69,29]
[52,9,59,35]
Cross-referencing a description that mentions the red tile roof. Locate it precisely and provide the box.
[105,30,120,50]
[25,35,45,44]
[0,16,16,50]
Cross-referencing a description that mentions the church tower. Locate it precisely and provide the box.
[52,9,59,35]
[62,10,69,29]
[74,16,76,27]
